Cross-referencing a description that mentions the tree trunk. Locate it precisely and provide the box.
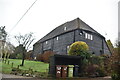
[20,46,25,66]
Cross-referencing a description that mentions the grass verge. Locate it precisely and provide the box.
[1,59,49,74]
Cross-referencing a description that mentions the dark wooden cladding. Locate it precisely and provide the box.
[33,18,111,58]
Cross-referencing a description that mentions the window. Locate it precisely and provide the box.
[85,32,93,40]
[80,33,82,35]
[45,41,48,44]
[56,37,59,40]
[67,45,70,53]
[90,35,93,40]
[79,31,83,35]
[64,27,67,31]
[88,34,91,39]
[85,33,88,39]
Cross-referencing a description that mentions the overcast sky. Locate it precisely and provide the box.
[0,0,119,49]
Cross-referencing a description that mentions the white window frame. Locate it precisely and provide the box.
[85,33,88,39]
[45,41,48,44]
[88,34,91,40]
[56,37,59,40]
[67,45,70,53]
[85,32,93,40]
[64,27,67,31]
[90,35,93,40]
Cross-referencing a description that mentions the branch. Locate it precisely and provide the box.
[26,39,34,50]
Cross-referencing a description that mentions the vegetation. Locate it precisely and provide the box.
[1,59,49,74]
[111,41,120,80]
[36,51,54,63]
[68,41,89,56]
[0,26,14,60]
[14,32,35,66]
[68,41,108,77]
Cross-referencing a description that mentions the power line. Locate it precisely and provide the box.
[9,0,38,33]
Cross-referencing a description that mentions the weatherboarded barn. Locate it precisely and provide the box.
[33,18,111,58]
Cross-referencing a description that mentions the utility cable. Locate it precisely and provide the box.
[9,0,38,33]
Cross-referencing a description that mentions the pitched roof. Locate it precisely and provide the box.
[37,18,103,43]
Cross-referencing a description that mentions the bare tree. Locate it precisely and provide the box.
[0,26,7,59]
[14,32,35,66]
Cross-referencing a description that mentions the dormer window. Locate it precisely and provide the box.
[64,27,67,31]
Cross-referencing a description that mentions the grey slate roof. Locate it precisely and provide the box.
[37,18,103,43]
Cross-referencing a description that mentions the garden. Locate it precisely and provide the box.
[1,41,120,80]
[67,41,120,80]
[1,59,49,78]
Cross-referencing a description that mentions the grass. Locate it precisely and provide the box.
[1,59,49,74]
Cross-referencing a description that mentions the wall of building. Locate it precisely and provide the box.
[103,40,111,54]
[53,31,74,55]
[43,39,53,51]
[33,29,111,57]
[33,42,42,57]
[75,29,104,55]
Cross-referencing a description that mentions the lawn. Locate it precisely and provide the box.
[1,59,49,74]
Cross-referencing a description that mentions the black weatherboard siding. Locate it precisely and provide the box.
[33,18,111,57]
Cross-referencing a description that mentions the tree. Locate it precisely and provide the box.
[107,40,114,54]
[68,41,89,56]
[111,39,120,80]
[0,26,15,60]
[0,26,7,59]
[14,32,35,66]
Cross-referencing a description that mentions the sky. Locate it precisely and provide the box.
[0,0,119,49]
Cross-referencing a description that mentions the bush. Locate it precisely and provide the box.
[36,51,54,63]
[96,67,106,77]
[89,55,104,65]
[9,53,16,59]
[68,41,89,56]
[25,50,33,60]
[111,73,120,80]
[42,51,54,63]
[85,64,98,76]
[85,64,106,77]
[16,53,22,59]
[36,54,43,61]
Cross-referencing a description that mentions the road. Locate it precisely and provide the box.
[0,73,111,80]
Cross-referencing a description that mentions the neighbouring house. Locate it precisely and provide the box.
[33,18,111,58]
[0,40,15,57]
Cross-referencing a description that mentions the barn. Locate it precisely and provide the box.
[33,18,111,58]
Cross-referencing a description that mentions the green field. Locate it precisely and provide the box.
[0,59,49,74]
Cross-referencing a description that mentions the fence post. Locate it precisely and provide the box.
[17,65,19,69]
[7,60,10,65]
[11,62,13,68]
[5,60,6,64]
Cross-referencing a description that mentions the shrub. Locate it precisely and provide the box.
[42,51,54,63]
[111,73,120,80]
[9,53,16,59]
[85,64,98,76]
[89,55,104,65]
[96,67,106,77]
[16,53,22,59]
[25,50,33,60]
[85,64,106,77]
[68,41,89,56]
[36,54,43,61]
